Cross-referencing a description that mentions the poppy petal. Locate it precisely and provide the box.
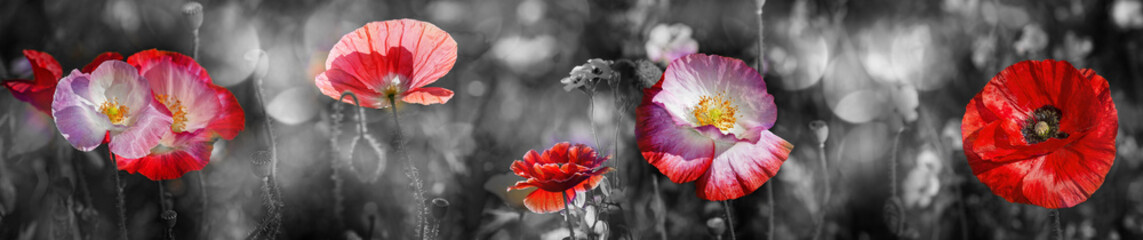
[637,101,715,183]
[23,50,63,82]
[695,130,792,201]
[315,68,386,108]
[82,52,124,74]
[206,85,245,140]
[656,54,777,133]
[401,87,453,105]
[109,100,174,159]
[116,131,213,180]
[522,189,574,214]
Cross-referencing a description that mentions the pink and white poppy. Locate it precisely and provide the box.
[52,60,173,159]
[636,54,793,201]
[114,50,245,180]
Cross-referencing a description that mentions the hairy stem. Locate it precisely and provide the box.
[251,59,283,239]
[813,142,830,240]
[192,30,199,60]
[723,200,737,240]
[158,181,175,240]
[1050,209,1062,240]
[890,127,905,234]
[652,175,667,240]
[387,96,427,240]
[767,182,774,240]
[588,93,602,151]
[197,171,208,237]
[563,191,576,240]
[111,152,128,240]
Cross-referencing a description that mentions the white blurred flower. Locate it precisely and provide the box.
[903,148,942,208]
[1014,24,1049,55]
[645,23,699,65]
[492,35,557,74]
[1054,32,1093,64]
[972,34,997,70]
[1112,0,1143,30]
[942,118,963,150]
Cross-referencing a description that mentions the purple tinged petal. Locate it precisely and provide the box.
[91,61,151,112]
[52,70,112,152]
[655,54,777,133]
[110,100,174,159]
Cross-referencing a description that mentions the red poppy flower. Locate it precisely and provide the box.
[4,51,122,116]
[112,50,245,180]
[636,54,793,201]
[508,143,613,213]
[315,19,458,109]
[3,50,62,114]
[962,59,1117,209]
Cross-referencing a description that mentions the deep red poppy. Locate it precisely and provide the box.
[962,59,1117,209]
[3,50,62,115]
[3,51,122,116]
[508,143,612,214]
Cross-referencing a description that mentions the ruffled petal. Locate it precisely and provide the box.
[522,189,574,214]
[4,50,63,114]
[116,131,213,180]
[401,87,453,105]
[23,50,63,81]
[695,130,792,201]
[109,100,174,159]
[540,143,571,165]
[636,101,715,183]
[82,52,124,74]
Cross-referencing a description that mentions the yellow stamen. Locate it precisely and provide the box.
[99,98,130,125]
[157,94,189,132]
[692,92,738,132]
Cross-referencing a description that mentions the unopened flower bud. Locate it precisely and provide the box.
[161,210,178,227]
[809,120,829,145]
[182,2,203,30]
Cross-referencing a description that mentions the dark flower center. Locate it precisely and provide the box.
[1021,105,1068,144]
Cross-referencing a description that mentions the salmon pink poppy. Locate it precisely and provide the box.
[4,50,63,115]
[508,143,612,214]
[962,59,1117,208]
[315,19,458,109]
[52,60,174,159]
[636,54,793,201]
[113,50,245,180]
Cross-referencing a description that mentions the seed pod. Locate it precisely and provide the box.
[182,2,203,30]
